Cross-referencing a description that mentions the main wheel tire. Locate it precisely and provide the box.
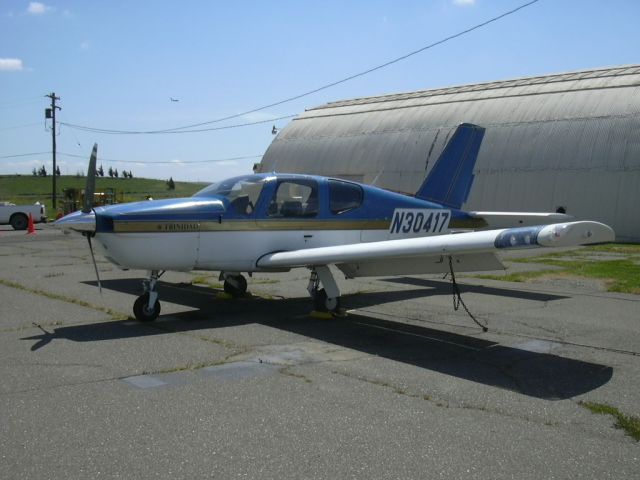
[133,293,161,322]
[313,288,340,312]
[10,213,28,231]
[224,275,248,297]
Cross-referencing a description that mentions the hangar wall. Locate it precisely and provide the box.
[259,65,640,242]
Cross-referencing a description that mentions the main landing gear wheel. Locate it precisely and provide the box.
[223,275,248,297]
[313,288,341,313]
[307,267,342,315]
[133,293,161,322]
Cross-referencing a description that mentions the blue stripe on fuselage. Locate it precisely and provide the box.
[95,197,225,232]
[93,174,476,233]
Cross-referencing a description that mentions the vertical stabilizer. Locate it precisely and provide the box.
[415,123,485,209]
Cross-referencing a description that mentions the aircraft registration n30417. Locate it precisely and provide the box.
[56,124,615,322]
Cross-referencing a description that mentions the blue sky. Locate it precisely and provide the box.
[1,0,639,182]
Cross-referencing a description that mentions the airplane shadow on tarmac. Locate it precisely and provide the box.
[23,277,612,400]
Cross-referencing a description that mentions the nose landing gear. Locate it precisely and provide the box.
[133,270,164,322]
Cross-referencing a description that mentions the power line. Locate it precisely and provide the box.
[0,151,50,159]
[0,122,42,131]
[57,152,262,165]
[1,151,262,164]
[60,114,296,135]
[56,0,540,136]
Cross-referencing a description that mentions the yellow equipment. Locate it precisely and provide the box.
[62,187,121,215]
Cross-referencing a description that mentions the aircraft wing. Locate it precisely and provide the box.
[468,211,573,229]
[256,221,614,273]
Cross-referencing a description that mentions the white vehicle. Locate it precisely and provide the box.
[0,202,47,230]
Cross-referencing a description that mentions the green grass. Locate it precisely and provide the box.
[191,275,224,289]
[581,244,640,255]
[476,244,640,294]
[476,269,561,284]
[0,174,207,215]
[579,401,640,441]
[530,259,640,294]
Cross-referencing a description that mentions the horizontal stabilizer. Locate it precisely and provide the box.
[469,211,573,229]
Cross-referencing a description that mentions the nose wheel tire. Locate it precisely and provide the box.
[133,293,161,322]
[223,275,248,297]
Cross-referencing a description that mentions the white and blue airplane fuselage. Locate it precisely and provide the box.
[85,175,480,272]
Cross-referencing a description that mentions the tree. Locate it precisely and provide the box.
[55,165,61,176]
[108,166,114,178]
[129,170,133,179]
[114,168,119,178]
[167,177,175,190]
[97,164,104,177]
[32,167,37,176]
[39,165,47,177]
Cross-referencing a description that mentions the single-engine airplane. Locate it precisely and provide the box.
[56,124,614,322]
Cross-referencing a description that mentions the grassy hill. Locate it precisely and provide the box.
[0,175,208,217]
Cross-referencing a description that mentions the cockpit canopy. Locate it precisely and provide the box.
[193,174,267,216]
[194,174,265,203]
[192,173,366,219]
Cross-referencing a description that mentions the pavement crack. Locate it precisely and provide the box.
[279,366,313,384]
[330,369,561,428]
[0,278,127,319]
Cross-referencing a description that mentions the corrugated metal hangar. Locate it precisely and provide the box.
[259,65,640,242]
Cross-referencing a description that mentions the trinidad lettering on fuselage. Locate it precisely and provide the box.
[56,124,615,322]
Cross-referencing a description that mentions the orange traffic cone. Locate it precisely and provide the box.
[26,213,36,235]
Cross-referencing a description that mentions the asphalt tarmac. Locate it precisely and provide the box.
[1,225,638,479]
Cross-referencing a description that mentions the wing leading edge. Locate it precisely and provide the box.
[256,221,614,274]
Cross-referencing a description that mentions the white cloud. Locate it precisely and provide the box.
[0,58,24,71]
[27,2,51,15]
[453,0,476,6]
[80,41,90,51]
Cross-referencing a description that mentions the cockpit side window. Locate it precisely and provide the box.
[329,179,363,214]
[267,180,318,218]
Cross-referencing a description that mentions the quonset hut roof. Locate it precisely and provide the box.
[260,65,640,241]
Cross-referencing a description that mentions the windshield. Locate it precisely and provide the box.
[193,175,265,215]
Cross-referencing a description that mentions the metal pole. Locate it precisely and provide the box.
[46,92,60,210]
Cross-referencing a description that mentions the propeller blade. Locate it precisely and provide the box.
[82,143,98,214]
[86,233,102,295]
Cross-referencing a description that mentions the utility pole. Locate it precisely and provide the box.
[45,92,61,210]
